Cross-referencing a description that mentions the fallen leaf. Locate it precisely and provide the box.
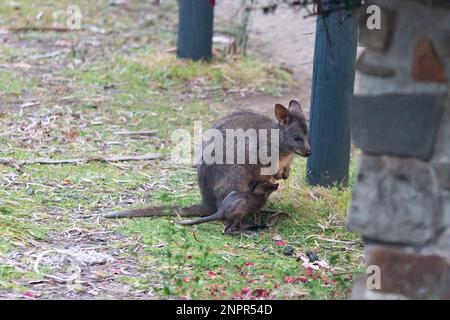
[55,40,72,47]
[303,262,320,271]
[284,276,296,284]
[316,260,330,269]
[251,288,270,298]
[13,62,32,69]
[241,287,250,294]
[232,293,243,300]
[64,128,80,141]
[20,101,39,108]
[271,234,283,241]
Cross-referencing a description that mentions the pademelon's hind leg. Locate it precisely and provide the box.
[223,220,241,235]
[224,220,261,236]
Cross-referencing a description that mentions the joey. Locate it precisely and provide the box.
[177,182,279,234]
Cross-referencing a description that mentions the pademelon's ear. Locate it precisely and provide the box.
[288,100,304,116]
[275,103,289,124]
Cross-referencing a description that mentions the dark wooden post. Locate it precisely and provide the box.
[177,0,214,61]
[306,2,358,187]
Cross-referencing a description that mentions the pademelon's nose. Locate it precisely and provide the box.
[305,149,312,157]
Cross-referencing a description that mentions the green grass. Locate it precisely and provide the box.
[0,69,28,102]
[0,0,140,29]
[113,156,362,299]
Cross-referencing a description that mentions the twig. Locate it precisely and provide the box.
[260,208,289,216]
[30,51,62,60]
[192,231,202,243]
[20,101,41,108]
[314,236,360,245]
[106,153,162,162]
[0,153,161,166]
[8,26,80,33]
[114,130,158,136]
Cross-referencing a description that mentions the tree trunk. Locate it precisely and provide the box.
[177,0,214,61]
[306,3,358,187]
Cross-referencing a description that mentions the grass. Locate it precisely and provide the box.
[0,0,363,299]
[114,156,362,299]
[0,70,24,94]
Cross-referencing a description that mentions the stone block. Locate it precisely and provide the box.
[432,162,450,190]
[351,275,407,300]
[365,245,450,299]
[347,155,439,244]
[437,229,450,250]
[355,50,395,77]
[433,106,450,163]
[437,192,450,250]
[412,38,448,83]
[350,93,445,160]
[446,35,450,58]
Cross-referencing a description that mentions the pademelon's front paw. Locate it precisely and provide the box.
[273,172,283,180]
[281,166,290,180]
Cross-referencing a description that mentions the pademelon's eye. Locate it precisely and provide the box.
[294,134,302,141]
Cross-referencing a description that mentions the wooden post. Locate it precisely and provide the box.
[177,0,214,61]
[306,2,358,187]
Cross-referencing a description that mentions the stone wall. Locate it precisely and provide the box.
[347,0,450,299]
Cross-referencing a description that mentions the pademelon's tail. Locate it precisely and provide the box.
[104,204,208,219]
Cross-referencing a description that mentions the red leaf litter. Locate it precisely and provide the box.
[22,291,34,298]
[284,275,309,284]
[241,287,250,294]
[207,271,217,277]
[274,240,286,246]
[252,288,270,298]
[182,277,190,283]
[284,276,296,284]
[232,292,244,300]
[245,261,254,267]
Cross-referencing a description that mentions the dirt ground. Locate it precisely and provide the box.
[216,1,316,118]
